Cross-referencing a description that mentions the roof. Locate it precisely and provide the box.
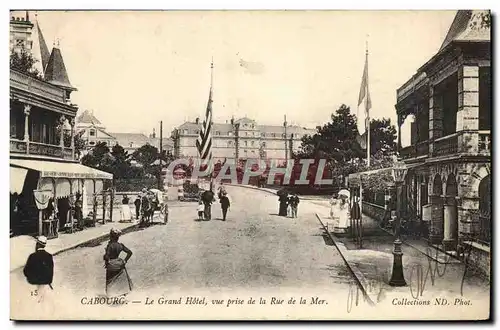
[10,159,113,180]
[110,133,151,147]
[36,21,50,71]
[76,110,102,125]
[439,10,490,52]
[177,119,315,134]
[44,47,76,91]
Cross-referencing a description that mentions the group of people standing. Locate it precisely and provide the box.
[329,189,351,233]
[278,191,300,218]
[197,183,231,221]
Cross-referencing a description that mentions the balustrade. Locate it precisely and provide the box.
[10,139,75,160]
[433,134,459,157]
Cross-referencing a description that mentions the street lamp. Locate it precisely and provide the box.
[389,160,408,287]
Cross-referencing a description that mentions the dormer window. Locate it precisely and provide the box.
[89,129,96,137]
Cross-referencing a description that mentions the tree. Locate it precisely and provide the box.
[81,142,110,169]
[295,104,397,186]
[132,144,161,177]
[10,47,43,80]
[370,117,397,155]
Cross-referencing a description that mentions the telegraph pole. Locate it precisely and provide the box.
[158,120,163,190]
[284,115,288,164]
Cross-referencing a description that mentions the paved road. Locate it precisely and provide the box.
[11,185,352,319]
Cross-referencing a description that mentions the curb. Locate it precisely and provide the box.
[10,223,140,273]
[52,223,140,256]
[226,184,332,202]
[315,213,375,306]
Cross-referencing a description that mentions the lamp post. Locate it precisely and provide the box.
[389,160,408,287]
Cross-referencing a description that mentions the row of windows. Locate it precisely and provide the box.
[181,129,300,139]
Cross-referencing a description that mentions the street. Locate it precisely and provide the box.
[11,185,354,319]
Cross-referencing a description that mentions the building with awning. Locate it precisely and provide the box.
[10,11,113,237]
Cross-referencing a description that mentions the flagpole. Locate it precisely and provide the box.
[210,58,214,189]
[366,39,371,169]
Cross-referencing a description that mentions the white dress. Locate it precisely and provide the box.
[121,203,132,222]
[330,198,350,232]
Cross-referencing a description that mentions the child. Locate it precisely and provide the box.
[197,201,204,220]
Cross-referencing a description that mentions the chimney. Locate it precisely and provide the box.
[231,118,234,125]
[151,128,156,139]
[195,117,199,124]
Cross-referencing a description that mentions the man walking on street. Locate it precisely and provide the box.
[23,236,54,303]
[219,192,230,221]
[201,188,215,221]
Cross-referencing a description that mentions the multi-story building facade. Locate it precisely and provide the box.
[10,12,112,237]
[395,11,490,273]
[171,117,316,162]
[75,109,173,157]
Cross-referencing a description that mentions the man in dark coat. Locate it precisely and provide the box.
[201,189,215,221]
[134,195,141,220]
[23,236,54,302]
[219,192,230,221]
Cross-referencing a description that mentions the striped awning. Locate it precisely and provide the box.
[10,159,113,180]
[10,166,28,194]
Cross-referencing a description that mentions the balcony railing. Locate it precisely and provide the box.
[416,141,429,157]
[478,130,491,154]
[10,139,74,161]
[10,70,66,104]
[433,133,459,157]
[399,140,429,160]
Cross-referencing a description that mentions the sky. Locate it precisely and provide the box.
[28,10,456,144]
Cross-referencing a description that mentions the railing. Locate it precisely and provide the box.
[399,146,413,159]
[478,130,491,154]
[416,140,429,157]
[433,133,459,157]
[10,139,75,160]
[10,70,66,104]
[399,140,429,159]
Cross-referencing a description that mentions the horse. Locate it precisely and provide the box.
[140,196,154,226]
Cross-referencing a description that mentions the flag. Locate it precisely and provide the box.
[357,50,371,148]
[196,79,213,175]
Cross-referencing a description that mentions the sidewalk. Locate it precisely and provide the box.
[234,183,489,302]
[318,212,490,303]
[10,220,140,272]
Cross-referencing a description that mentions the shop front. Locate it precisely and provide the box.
[10,159,113,238]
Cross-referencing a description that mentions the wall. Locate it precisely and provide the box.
[362,202,385,222]
[464,242,490,279]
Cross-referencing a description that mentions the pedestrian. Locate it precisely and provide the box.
[74,192,83,230]
[103,228,133,297]
[201,189,215,221]
[219,192,231,221]
[197,200,204,220]
[290,194,300,218]
[134,195,141,220]
[23,236,54,304]
[120,194,132,223]
[217,183,226,200]
[278,193,288,216]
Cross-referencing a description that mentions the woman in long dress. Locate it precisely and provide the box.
[103,229,133,297]
[120,195,132,222]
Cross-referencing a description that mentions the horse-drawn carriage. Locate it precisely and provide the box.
[140,188,168,226]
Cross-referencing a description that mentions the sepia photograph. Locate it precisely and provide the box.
[8,8,491,321]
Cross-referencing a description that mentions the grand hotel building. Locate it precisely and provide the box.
[171,117,316,162]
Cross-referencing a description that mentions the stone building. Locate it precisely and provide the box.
[396,11,490,273]
[171,116,316,162]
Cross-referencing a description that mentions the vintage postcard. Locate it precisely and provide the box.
[9,10,491,321]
